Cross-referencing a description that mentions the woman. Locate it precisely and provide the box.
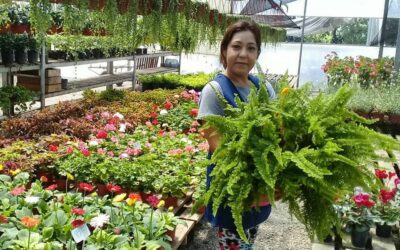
[197,20,277,250]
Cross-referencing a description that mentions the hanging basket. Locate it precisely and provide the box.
[89,0,106,10]
[117,0,131,14]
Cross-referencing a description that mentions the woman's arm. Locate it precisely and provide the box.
[202,126,221,153]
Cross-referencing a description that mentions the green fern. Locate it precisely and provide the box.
[201,82,400,242]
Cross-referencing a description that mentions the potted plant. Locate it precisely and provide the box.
[0,85,36,116]
[393,225,400,250]
[14,33,28,64]
[0,32,15,66]
[0,4,11,33]
[10,4,30,33]
[27,34,39,63]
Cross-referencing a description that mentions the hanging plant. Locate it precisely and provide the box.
[103,0,118,33]
[165,0,178,36]
[150,0,162,42]
[29,0,52,39]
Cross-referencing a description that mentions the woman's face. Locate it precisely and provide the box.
[223,30,258,78]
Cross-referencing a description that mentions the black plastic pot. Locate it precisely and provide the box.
[1,49,14,66]
[376,224,391,238]
[394,235,400,250]
[351,225,370,248]
[27,50,39,64]
[61,78,68,90]
[15,49,27,64]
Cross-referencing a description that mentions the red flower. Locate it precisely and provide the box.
[150,112,158,118]
[379,188,396,204]
[0,215,8,224]
[109,117,120,125]
[190,108,198,117]
[78,183,94,193]
[151,119,158,125]
[48,144,58,152]
[71,208,85,216]
[71,219,85,229]
[106,183,122,193]
[96,130,108,139]
[45,184,58,191]
[352,193,375,208]
[81,149,91,157]
[146,194,160,208]
[40,176,48,182]
[388,172,396,180]
[229,242,240,250]
[128,193,142,201]
[375,169,388,179]
[10,186,26,196]
[153,104,158,111]
[66,146,74,154]
[164,102,173,109]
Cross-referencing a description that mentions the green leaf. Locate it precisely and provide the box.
[42,227,54,241]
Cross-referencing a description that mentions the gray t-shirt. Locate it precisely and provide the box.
[197,80,276,119]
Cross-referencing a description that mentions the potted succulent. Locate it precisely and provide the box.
[13,33,28,64]
[0,32,15,66]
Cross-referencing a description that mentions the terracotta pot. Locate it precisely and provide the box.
[197,206,205,214]
[389,114,400,125]
[82,28,93,36]
[166,229,175,241]
[96,183,109,196]
[47,25,58,35]
[11,24,30,34]
[164,196,178,208]
[89,0,106,10]
[0,24,11,33]
[117,0,130,14]
[209,10,219,25]
[355,111,370,119]
[370,112,385,122]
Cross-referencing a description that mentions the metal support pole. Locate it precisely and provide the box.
[132,54,137,90]
[178,52,182,75]
[40,42,46,109]
[296,0,308,88]
[378,0,390,58]
[106,61,113,90]
[394,19,400,71]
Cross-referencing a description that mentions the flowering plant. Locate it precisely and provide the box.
[335,190,377,228]
[371,168,400,226]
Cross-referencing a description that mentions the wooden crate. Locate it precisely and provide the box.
[17,81,62,93]
[17,74,62,86]
[20,68,61,77]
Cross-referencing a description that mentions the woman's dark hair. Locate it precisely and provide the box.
[220,20,262,69]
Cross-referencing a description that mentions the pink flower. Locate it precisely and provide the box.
[185,145,195,153]
[168,149,183,155]
[119,153,130,159]
[152,119,158,125]
[106,183,122,193]
[191,121,200,127]
[85,114,93,121]
[96,130,108,139]
[379,188,396,204]
[352,193,375,208]
[169,131,177,138]
[145,142,152,149]
[78,183,94,193]
[189,127,197,133]
[104,124,117,131]
[101,111,110,119]
[145,121,152,127]
[146,195,160,208]
[388,172,397,180]
[81,149,91,157]
[49,144,58,152]
[10,186,26,196]
[198,142,209,152]
[395,178,400,186]
[66,146,74,154]
[45,184,58,191]
[111,136,119,143]
[107,151,115,157]
[71,208,85,216]
[97,148,106,155]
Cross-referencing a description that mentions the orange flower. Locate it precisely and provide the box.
[0,215,8,224]
[21,216,40,229]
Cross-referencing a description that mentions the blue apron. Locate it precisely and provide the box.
[204,74,273,230]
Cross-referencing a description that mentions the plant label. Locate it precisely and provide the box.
[71,224,91,243]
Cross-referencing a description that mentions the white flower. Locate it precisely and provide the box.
[25,196,40,204]
[162,123,169,128]
[119,153,130,159]
[160,109,168,115]
[180,138,192,144]
[113,112,124,119]
[174,95,180,98]
[119,123,126,133]
[88,140,99,146]
[90,214,109,228]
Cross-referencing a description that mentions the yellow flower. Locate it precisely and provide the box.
[0,164,3,171]
[113,193,126,202]
[126,198,136,206]
[91,192,98,197]
[168,206,174,212]
[280,87,290,95]
[66,173,74,181]
[156,200,165,208]
[10,169,21,176]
